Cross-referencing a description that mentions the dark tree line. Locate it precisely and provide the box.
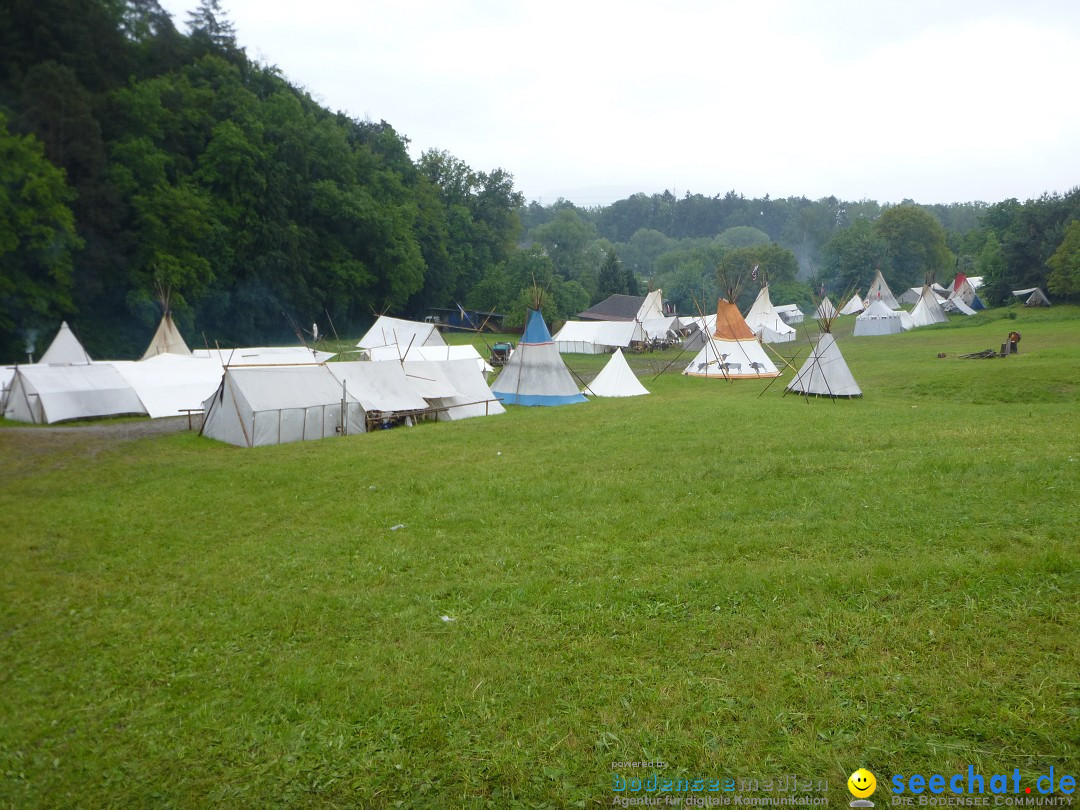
[0,0,523,361]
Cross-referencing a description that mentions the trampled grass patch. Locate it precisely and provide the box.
[1,307,1077,808]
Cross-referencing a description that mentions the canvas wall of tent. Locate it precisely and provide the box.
[683,299,780,379]
[744,285,797,343]
[908,285,950,327]
[491,309,587,406]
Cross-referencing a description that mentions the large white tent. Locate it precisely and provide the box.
[39,322,92,365]
[683,299,780,379]
[584,349,649,397]
[492,309,586,406]
[552,320,642,354]
[357,316,447,351]
[864,269,900,310]
[744,285,797,343]
[786,333,861,398]
[142,313,191,359]
[774,304,804,324]
[201,365,365,447]
[909,285,950,327]
[325,361,432,424]
[853,300,906,336]
[4,364,147,424]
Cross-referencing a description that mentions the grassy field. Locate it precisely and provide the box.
[1,305,1077,808]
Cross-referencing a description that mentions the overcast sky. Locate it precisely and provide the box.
[158,0,1080,207]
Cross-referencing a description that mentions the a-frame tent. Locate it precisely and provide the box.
[357,316,447,351]
[1012,287,1051,307]
[584,349,649,397]
[864,269,900,310]
[786,333,861,398]
[815,297,838,320]
[491,309,587,406]
[39,321,92,365]
[683,299,780,379]
[839,293,864,315]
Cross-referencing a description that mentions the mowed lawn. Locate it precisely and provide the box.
[1,306,1077,808]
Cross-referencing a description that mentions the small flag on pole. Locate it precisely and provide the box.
[751,264,759,282]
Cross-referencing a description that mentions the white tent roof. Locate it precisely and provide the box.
[584,349,649,397]
[327,361,431,413]
[39,321,92,365]
[909,286,949,327]
[357,316,447,350]
[943,295,977,315]
[639,316,679,341]
[4,363,147,424]
[744,286,797,343]
[401,359,505,420]
[111,354,224,419]
[142,313,191,359]
[192,347,334,365]
[1013,287,1051,306]
[785,333,861,398]
[838,294,864,315]
[853,300,905,336]
[552,320,643,353]
[366,343,492,373]
[899,287,923,306]
[864,269,900,309]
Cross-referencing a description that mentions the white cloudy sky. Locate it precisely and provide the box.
[158,0,1080,207]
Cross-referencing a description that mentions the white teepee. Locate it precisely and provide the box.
[584,349,649,397]
[864,269,900,309]
[786,333,861,398]
[815,297,837,320]
[142,313,191,359]
[683,299,780,379]
[491,309,587,406]
[909,285,949,327]
[744,285,796,343]
[39,322,92,365]
[838,293,864,315]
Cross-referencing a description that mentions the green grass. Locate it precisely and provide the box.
[1,307,1078,808]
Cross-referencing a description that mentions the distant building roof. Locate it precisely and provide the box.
[578,294,648,321]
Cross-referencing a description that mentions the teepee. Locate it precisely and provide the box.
[787,297,861,399]
[142,312,191,359]
[864,269,899,309]
[584,349,649,397]
[39,322,92,365]
[491,309,587,406]
[683,299,780,379]
[744,285,796,343]
[815,297,837,319]
[839,293,864,315]
[909,285,949,327]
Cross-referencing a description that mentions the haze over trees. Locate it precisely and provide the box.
[0,1,1077,361]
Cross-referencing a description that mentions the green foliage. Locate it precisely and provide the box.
[0,113,82,354]
[717,225,770,249]
[1047,219,1080,298]
[873,204,954,289]
[821,217,888,294]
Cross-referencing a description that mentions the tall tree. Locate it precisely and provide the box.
[873,205,953,289]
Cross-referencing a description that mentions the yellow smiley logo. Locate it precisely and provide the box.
[848,768,877,798]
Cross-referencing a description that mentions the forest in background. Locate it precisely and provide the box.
[2,0,1079,362]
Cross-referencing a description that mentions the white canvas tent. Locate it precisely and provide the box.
[853,300,906,336]
[744,285,797,343]
[492,309,587,406]
[864,269,900,309]
[774,304,804,324]
[683,299,780,379]
[786,333,861,398]
[112,354,225,419]
[552,320,642,354]
[142,313,191,359]
[943,295,977,316]
[952,278,984,310]
[201,365,365,447]
[909,285,950,327]
[635,289,665,321]
[815,297,838,320]
[584,349,649,397]
[357,316,447,351]
[1012,287,1051,307]
[639,316,680,342]
[4,363,147,424]
[39,321,92,365]
[898,287,923,306]
[839,294,864,315]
